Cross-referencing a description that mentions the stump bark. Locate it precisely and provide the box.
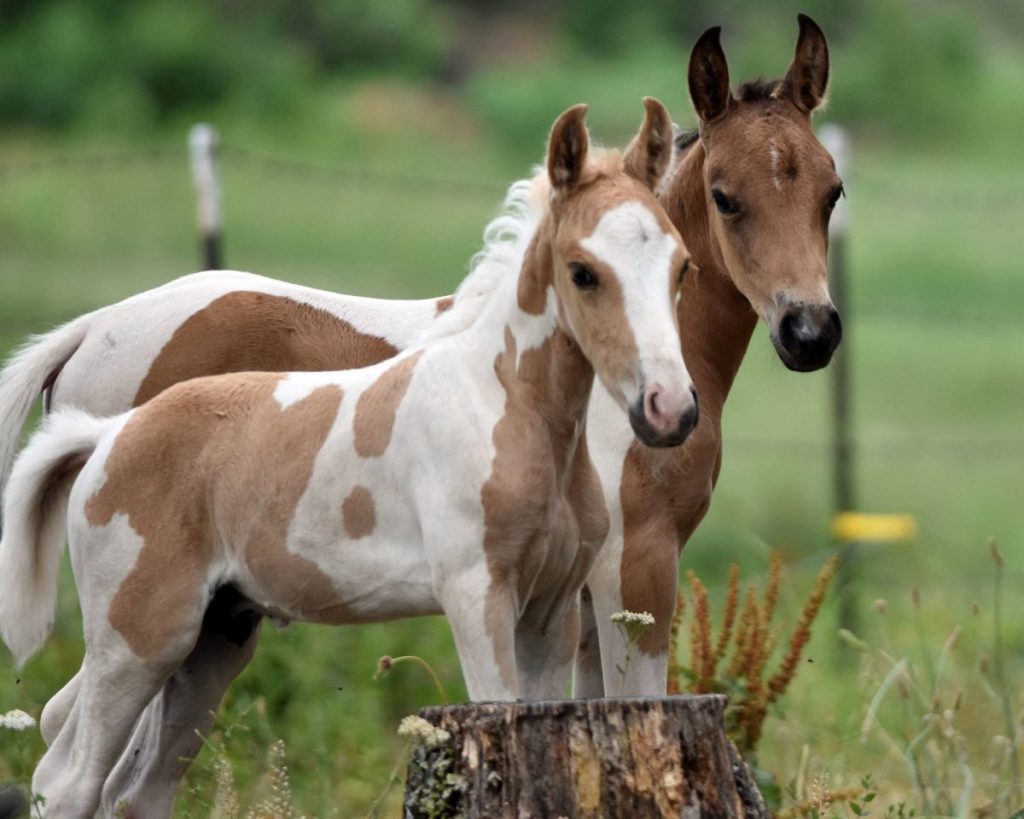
[403,695,769,818]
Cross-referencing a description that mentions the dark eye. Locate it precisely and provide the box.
[678,258,690,285]
[826,183,845,211]
[711,188,740,216]
[570,262,598,289]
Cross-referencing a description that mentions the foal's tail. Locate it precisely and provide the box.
[0,408,116,667]
[0,314,93,510]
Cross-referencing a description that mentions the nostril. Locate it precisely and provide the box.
[644,386,662,420]
[679,392,700,435]
[780,312,801,349]
[829,308,842,338]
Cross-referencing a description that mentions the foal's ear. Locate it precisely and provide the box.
[548,104,590,194]
[688,26,731,124]
[780,14,830,114]
[623,97,674,191]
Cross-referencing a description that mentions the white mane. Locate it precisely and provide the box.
[425,171,549,340]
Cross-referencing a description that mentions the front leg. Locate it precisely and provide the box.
[588,523,679,696]
[572,585,605,698]
[516,595,581,700]
[438,566,519,701]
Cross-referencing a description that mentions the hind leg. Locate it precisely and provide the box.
[33,640,195,818]
[35,579,208,816]
[101,591,262,818]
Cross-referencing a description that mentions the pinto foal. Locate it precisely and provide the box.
[0,101,696,817]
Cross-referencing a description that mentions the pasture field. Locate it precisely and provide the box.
[0,77,1022,814]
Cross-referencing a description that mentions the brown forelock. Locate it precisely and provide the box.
[481,326,599,689]
[352,351,424,458]
[677,99,836,314]
[342,485,376,539]
[550,172,682,397]
[435,296,455,315]
[87,374,350,660]
[134,291,398,406]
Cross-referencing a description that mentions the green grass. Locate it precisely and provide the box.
[1,73,1022,815]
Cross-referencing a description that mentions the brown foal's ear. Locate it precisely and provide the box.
[688,26,731,124]
[623,97,674,191]
[547,104,590,194]
[780,14,830,114]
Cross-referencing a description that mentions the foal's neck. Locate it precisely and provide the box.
[495,222,594,475]
[664,143,758,422]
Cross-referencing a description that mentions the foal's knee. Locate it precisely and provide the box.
[40,674,81,746]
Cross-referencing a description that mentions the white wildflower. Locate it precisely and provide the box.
[398,715,450,748]
[610,610,655,627]
[0,709,36,731]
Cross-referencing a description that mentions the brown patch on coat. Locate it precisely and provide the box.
[435,296,455,315]
[342,486,376,539]
[135,291,398,406]
[87,374,350,660]
[480,327,607,690]
[352,351,424,458]
[517,228,553,316]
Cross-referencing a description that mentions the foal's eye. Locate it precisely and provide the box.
[678,258,690,285]
[826,183,845,211]
[711,188,740,216]
[569,262,598,289]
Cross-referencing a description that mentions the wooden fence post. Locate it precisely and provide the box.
[189,123,223,270]
[819,124,857,643]
[403,695,769,818]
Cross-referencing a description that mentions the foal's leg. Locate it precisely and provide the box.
[438,566,519,700]
[40,669,83,746]
[572,586,605,698]
[515,595,581,700]
[34,547,209,817]
[33,636,197,818]
[588,530,675,696]
[100,591,263,818]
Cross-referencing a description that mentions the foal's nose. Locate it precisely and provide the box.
[635,384,699,447]
[778,304,842,371]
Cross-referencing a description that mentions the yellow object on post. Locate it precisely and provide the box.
[831,512,918,543]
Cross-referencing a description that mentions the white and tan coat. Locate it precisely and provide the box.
[0,102,695,818]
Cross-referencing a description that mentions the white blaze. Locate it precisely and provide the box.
[579,201,692,410]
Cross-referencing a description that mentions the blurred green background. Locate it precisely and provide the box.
[1,0,1022,815]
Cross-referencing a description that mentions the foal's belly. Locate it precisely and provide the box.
[230,529,441,627]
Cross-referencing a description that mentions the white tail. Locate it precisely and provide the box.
[0,408,116,667]
[0,315,93,509]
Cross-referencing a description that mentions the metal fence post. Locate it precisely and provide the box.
[820,124,857,645]
[189,124,223,270]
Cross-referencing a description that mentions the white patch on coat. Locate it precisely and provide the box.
[273,371,348,410]
[770,143,783,191]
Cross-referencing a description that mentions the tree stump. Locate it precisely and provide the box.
[403,695,769,818]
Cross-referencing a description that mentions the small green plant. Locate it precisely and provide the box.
[668,554,838,755]
[400,716,462,819]
[374,655,449,704]
[836,540,1021,817]
[0,709,44,819]
[610,609,655,687]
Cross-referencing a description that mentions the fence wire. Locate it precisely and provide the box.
[1,144,1022,464]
